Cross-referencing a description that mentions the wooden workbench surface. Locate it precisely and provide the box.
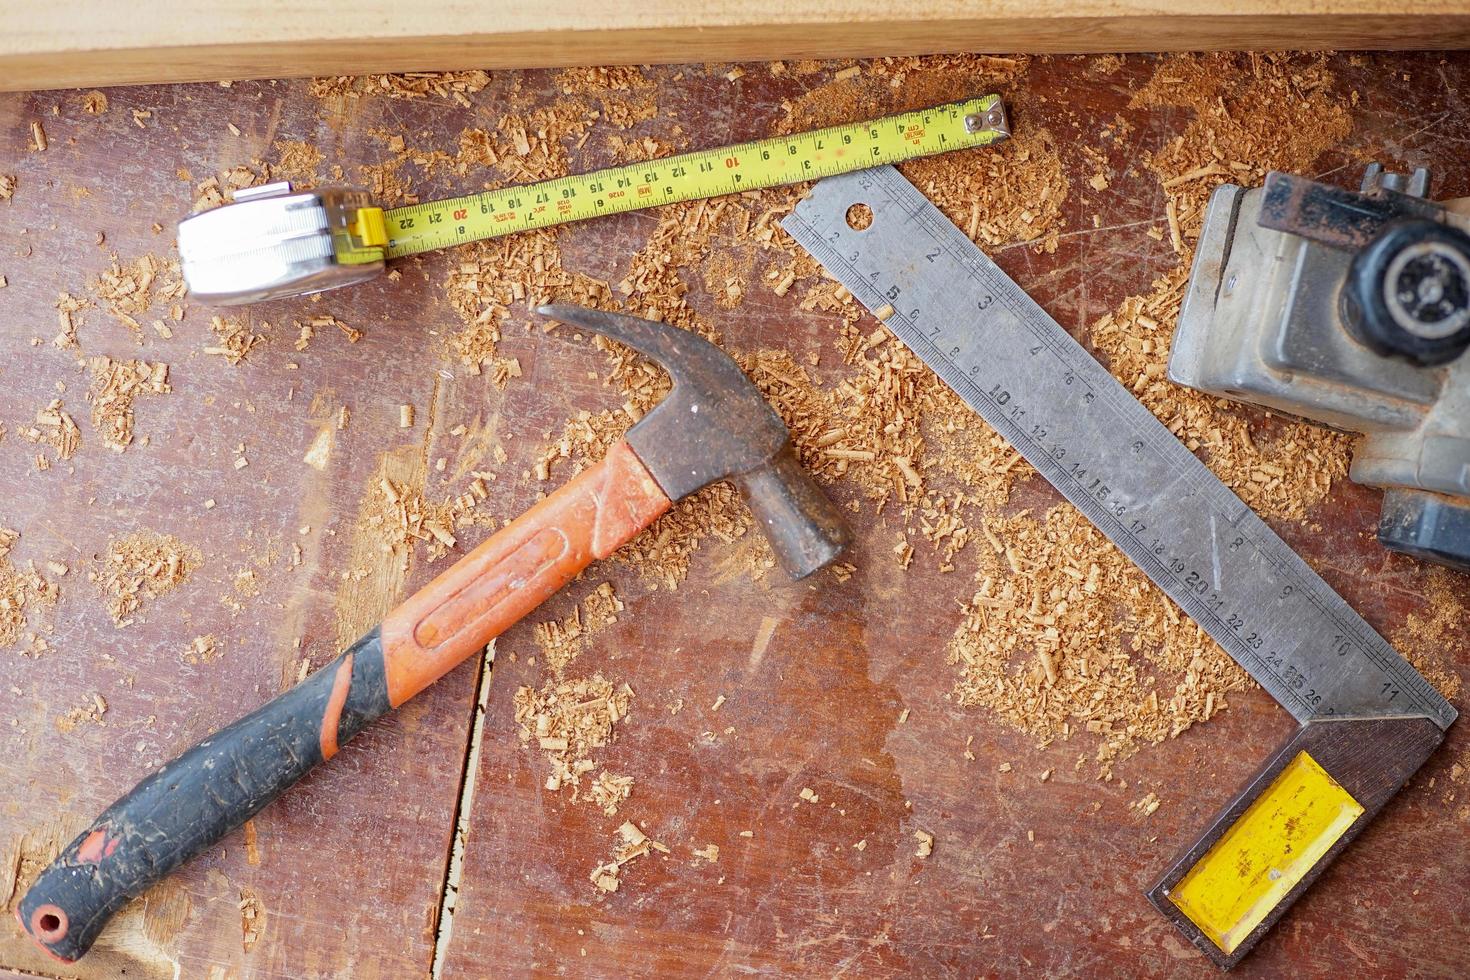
[1,52,1467,979]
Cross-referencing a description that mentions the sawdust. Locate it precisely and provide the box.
[0,530,60,653]
[89,254,184,337]
[95,531,200,626]
[534,582,624,679]
[1390,567,1466,700]
[272,140,324,183]
[308,70,490,104]
[514,673,634,808]
[80,90,109,114]
[701,252,748,310]
[589,820,668,893]
[949,506,1247,773]
[184,633,222,665]
[937,53,1361,768]
[444,229,608,381]
[87,356,170,450]
[0,174,14,201]
[902,125,1068,254]
[482,103,598,185]
[18,399,81,462]
[432,94,612,372]
[205,315,265,365]
[293,313,362,351]
[1086,52,1356,522]
[359,467,501,571]
[239,888,264,952]
[191,160,280,211]
[357,155,416,207]
[54,693,108,733]
[53,291,88,350]
[556,66,659,130]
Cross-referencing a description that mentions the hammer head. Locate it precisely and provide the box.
[538,304,851,579]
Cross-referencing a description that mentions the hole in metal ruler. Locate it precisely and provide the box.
[845,203,873,231]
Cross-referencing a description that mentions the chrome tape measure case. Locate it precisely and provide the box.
[178,182,387,304]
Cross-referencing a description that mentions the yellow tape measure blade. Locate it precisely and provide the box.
[379,95,1007,260]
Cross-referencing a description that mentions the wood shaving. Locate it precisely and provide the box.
[587,771,635,816]
[184,633,222,665]
[1130,791,1162,818]
[0,530,60,652]
[19,399,81,461]
[1389,567,1466,700]
[53,291,89,350]
[363,474,484,567]
[444,228,607,380]
[950,505,1248,774]
[206,315,264,365]
[556,66,658,130]
[515,674,634,808]
[309,70,490,103]
[293,314,361,348]
[589,820,667,894]
[272,140,323,182]
[0,174,15,201]
[902,124,1068,253]
[533,582,624,678]
[87,357,170,450]
[239,890,263,952]
[55,695,108,734]
[94,531,200,626]
[90,254,184,335]
[913,829,934,858]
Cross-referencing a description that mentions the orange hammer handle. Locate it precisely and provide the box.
[17,440,669,963]
[381,439,671,705]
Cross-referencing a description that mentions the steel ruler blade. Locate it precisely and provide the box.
[783,167,1456,731]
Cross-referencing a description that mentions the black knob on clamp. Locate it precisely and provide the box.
[1341,219,1470,366]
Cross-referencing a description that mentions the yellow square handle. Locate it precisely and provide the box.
[1168,750,1363,955]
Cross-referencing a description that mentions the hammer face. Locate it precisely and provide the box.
[538,304,851,577]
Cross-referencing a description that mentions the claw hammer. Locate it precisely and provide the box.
[19,304,852,962]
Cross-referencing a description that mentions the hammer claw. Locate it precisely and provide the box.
[538,304,709,389]
[537,303,851,578]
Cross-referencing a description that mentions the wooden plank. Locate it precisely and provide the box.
[5,1,1470,92]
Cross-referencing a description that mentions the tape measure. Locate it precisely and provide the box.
[783,167,1455,969]
[178,95,1008,306]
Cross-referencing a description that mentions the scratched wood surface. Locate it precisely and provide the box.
[1,52,1468,979]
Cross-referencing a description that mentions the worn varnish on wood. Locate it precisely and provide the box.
[1,53,1468,979]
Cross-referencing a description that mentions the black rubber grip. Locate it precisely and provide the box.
[17,628,391,962]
